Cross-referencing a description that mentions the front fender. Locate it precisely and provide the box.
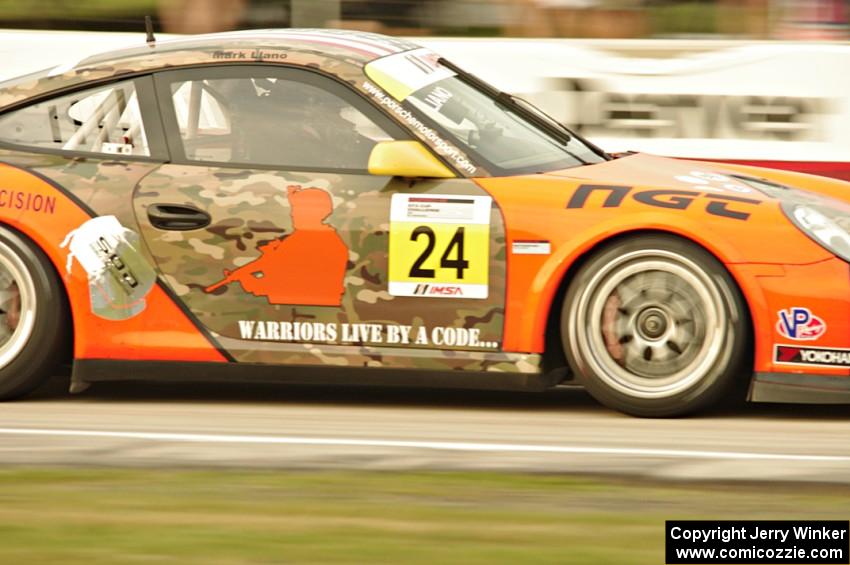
[0,161,227,364]
[477,172,832,354]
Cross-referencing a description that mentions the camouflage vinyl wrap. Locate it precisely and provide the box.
[134,166,513,367]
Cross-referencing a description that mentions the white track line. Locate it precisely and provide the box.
[0,427,848,463]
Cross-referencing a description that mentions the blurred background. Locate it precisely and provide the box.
[0,0,846,39]
[2,1,848,178]
[0,0,848,176]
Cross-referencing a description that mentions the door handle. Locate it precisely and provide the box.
[147,204,211,231]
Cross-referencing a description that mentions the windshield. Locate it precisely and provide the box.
[365,48,605,175]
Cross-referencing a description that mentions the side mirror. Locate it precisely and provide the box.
[368,141,455,179]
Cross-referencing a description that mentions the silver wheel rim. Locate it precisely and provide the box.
[0,241,36,371]
[572,249,727,399]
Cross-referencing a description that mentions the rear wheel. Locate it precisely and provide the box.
[0,226,67,399]
[562,235,747,417]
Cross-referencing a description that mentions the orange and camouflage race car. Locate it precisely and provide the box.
[0,29,848,416]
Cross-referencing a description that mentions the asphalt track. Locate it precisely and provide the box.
[0,375,847,483]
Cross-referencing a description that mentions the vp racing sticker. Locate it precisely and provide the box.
[60,215,156,321]
[776,307,827,341]
[388,193,491,299]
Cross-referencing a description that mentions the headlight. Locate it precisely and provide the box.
[783,203,850,262]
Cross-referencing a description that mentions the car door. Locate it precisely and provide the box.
[134,64,506,366]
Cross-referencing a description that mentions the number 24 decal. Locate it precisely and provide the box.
[408,226,469,279]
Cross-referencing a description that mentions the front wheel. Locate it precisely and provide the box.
[562,235,748,417]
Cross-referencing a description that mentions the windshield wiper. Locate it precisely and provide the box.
[437,57,571,146]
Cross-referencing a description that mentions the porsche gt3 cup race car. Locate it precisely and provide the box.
[0,29,848,416]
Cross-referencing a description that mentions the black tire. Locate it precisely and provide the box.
[0,225,68,399]
[561,235,748,417]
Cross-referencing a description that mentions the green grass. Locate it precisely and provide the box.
[0,469,847,564]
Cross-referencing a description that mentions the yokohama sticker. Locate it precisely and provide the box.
[774,345,850,368]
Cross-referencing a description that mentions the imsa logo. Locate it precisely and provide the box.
[413,284,464,296]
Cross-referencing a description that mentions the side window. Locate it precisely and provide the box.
[167,72,397,170]
[0,80,152,157]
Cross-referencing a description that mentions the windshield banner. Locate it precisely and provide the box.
[365,47,456,102]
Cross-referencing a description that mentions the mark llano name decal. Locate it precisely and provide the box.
[212,50,288,61]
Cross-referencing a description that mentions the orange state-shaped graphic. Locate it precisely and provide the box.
[205,185,348,306]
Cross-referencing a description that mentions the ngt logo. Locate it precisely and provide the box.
[413,284,463,296]
[777,307,826,341]
[566,184,760,221]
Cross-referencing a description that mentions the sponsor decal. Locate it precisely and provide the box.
[388,193,491,299]
[236,320,500,349]
[0,189,56,215]
[565,184,760,221]
[674,170,754,194]
[362,80,477,175]
[774,344,850,368]
[423,85,453,112]
[206,185,348,306]
[511,240,551,255]
[364,47,453,102]
[776,307,826,341]
[412,283,463,296]
[101,142,134,156]
[60,215,156,320]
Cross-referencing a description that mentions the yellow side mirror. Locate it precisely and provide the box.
[368,141,455,179]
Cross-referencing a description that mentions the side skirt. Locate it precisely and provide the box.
[72,359,565,393]
[749,371,850,404]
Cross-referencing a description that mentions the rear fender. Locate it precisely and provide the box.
[0,163,227,363]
